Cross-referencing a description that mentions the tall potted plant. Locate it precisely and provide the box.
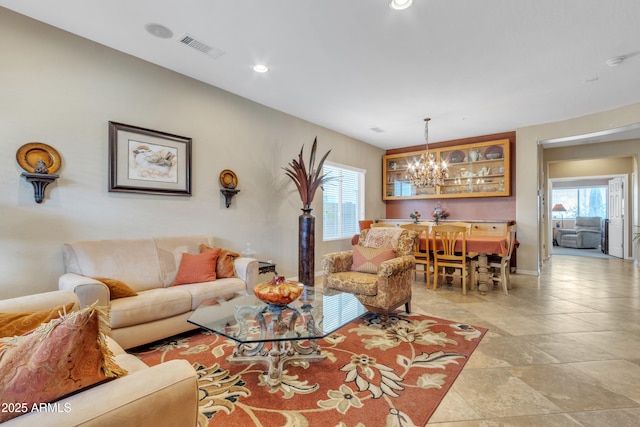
[284,137,333,286]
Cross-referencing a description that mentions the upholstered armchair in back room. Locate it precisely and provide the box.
[321,227,418,327]
[558,216,602,249]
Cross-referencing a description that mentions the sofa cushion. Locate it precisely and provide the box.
[154,236,216,287]
[172,250,220,286]
[109,288,192,329]
[0,303,75,338]
[0,304,126,423]
[93,277,139,300]
[200,244,240,278]
[173,278,248,310]
[351,245,395,274]
[63,239,164,291]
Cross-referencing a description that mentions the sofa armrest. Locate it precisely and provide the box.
[58,273,110,308]
[233,257,259,290]
[321,251,354,275]
[3,359,199,427]
[378,255,415,278]
[0,290,79,313]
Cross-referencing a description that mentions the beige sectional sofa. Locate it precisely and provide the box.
[58,235,260,349]
[0,290,199,427]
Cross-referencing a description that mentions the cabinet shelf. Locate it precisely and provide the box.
[383,139,510,200]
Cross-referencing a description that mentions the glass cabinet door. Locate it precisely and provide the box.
[382,139,510,200]
[439,139,509,198]
[383,150,437,199]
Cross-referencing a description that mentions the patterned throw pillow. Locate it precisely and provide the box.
[351,245,396,274]
[0,304,126,423]
[200,244,240,278]
[92,277,138,300]
[0,303,75,338]
[172,250,220,286]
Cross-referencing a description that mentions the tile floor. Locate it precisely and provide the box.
[411,254,640,426]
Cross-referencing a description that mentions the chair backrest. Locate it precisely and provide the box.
[431,224,467,260]
[505,224,517,261]
[443,221,472,233]
[400,223,432,254]
[358,220,374,231]
[359,227,417,257]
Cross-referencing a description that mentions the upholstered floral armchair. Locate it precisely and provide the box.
[322,227,418,326]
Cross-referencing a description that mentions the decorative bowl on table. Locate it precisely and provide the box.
[253,276,304,306]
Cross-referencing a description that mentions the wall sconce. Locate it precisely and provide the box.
[16,143,61,203]
[219,169,239,208]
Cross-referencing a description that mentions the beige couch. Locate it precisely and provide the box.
[59,235,259,349]
[0,290,199,427]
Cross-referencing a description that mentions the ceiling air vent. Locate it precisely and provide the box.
[178,34,225,59]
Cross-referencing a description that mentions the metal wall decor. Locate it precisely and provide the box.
[16,142,61,203]
[219,169,239,208]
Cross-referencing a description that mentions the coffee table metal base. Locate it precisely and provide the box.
[227,303,325,387]
[228,339,326,388]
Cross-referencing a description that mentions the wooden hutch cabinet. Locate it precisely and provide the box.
[383,139,510,200]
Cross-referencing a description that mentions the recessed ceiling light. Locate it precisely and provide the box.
[253,64,269,73]
[389,0,413,10]
[144,23,173,39]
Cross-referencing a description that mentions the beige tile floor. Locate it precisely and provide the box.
[410,254,640,426]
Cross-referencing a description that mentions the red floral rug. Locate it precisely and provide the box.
[131,312,486,427]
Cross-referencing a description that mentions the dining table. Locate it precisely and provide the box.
[420,234,512,294]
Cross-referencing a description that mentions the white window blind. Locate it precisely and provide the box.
[322,162,365,241]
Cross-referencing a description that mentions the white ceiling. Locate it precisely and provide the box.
[2,0,640,150]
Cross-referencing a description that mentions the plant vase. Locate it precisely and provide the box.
[299,208,315,286]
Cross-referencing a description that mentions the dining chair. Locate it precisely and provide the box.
[431,224,471,295]
[400,223,433,287]
[489,224,517,295]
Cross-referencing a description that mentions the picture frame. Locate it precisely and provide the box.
[108,121,192,196]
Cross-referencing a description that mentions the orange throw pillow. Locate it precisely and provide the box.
[200,244,240,278]
[0,305,127,423]
[172,250,220,286]
[0,303,75,338]
[351,245,395,274]
[93,277,138,300]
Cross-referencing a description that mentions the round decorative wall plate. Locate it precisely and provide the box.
[16,142,62,174]
[484,145,504,160]
[219,169,238,189]
[448,150,465,163]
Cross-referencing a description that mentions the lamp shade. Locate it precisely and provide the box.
[552,204,566,212]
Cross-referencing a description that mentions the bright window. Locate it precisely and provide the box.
[322,162,365,240]
[552,186,607,219]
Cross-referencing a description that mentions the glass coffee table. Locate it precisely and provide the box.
[187,286,366,387]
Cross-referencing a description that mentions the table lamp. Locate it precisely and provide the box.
[552,203,567,227]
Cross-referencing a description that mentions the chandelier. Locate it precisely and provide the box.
[406,118,449,187]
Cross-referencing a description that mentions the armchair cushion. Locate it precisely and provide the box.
[325,271,378,296]
[351,245,396,273]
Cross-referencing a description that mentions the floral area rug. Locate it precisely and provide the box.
[131,312,486,427]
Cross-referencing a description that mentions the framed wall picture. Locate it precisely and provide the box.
[108,121,192,196]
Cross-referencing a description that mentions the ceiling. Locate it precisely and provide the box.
[2,0,640,150]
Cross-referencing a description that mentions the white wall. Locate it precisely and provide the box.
[0,9,386,299]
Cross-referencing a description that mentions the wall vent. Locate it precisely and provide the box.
[178,34,225,59]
